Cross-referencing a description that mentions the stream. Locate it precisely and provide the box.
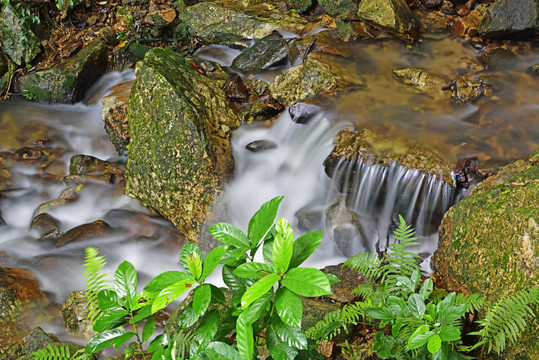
[0,30,538,343]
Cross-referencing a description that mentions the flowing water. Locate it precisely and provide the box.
[0,30,538,343]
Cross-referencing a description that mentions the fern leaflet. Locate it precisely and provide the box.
[456,293,490,313]
[344,252,382,282]
[83,247,111,324]
[307,301,370,341]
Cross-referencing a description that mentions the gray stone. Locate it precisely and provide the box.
[0,4,41,66]
[232,31,289,74]
[478,0,539,39]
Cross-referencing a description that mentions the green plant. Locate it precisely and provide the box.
[84,196,336,360]
[83,247,112,324]
[31,344,87,360]
[23,89,37,100]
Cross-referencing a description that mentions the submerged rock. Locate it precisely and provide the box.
[393,67,446,95]
[231,31,289,73]
[434,151,539,359]
[288,101,323,124]
[14,38,107,103]
[356,0,419,42]
[245,139,278,152]
[442,77,485,104]
[56,220,113,248]
[325,195,368,257]
[478,0,539,39]
[0,4,41,66]
[125,48,239,245]
[30,213,63,243]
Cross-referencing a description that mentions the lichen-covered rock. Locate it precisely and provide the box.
[13,38,107,103]
[0,4,41,66]
[478,0,539,39]
[231,31,289,74]
[442,77,485,104]
[125,48,239,245]
[61,291,94,337]
[101,80,134,156]
[393,67,445,96]
[269,53,364,107]
[318,0,357,17]
[356,0,419,42]
[324,128,454,184]
[179,1,311,46]
[65,154,125,185]
[434,151,539,360]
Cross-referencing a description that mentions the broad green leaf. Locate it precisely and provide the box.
[143,317,156,342]
[143,271,192,293]
[288,231,322,269]
[236,311,254,360]
[262,238,274,266]
[281,268,331,297]
[152,278,195,313]
[191,310,220,358]
[266,326,298,360]
[93,314,128,332]
[97,289,128,317]
[114,261,137,308]
[201,245,228,281]
[273,217,293,274]
[387,296,408,318]
[248,196,283,246]
[241,291,272,323]
[234,262,274,279]
[205,341,241,360]
[409,293,426,319]
[364,307,394,322]
[193,284,212,316]
[427,334,442,354]
[419,278,433,300]
[85,330,135,353]
[210,223,250,248]
[131,304,152,323]
[439,325,461,342]
[271,314,308,350]
[178,302,200,329]
[210,284,226,304]
[187,252,203,280]
[148,333,168,353]
[407,331,434,351]
[275,288,302,328]
[220,248,249,266]
[180,243,203,275]
[410,270,421,289]
[223,265,245,291]
[241,273,280,308]
[151,346,166,360]
[325,273,341,286]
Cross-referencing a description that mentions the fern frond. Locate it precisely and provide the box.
[344,252,382,282]
[32,344,71,360]
[456,293,490,313]
[471,288,539,355]
[351,283,376,301]
[83,247,112,324]
[306,301,370,341]
[171,329,195,360]
[381,215,422,293]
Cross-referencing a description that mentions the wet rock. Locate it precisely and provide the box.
[324,128,454,184]
[126,48,239,245]
[288,101,323,124]
[480,48,518,71]
[393,67,445,95]
[98,26,119,46]
[245,78,269,101]
[13,38,107,104]
[318,0,357,17]
[288,35,317,66]
[269,53,364,107]
[12,147,43,161]
[294,204,324,232]
[442,77,485,104]
[450,156,490,190]
[450,9,483,37]
[356,0,419,42]
[239,95,285,124]
[434,151,539,359]
[222,73,249,102]
[245,139,278,152]
[101,80,134,156]
[289,0,313,13]
[30,213,63,242]
[56,220,113,248]
[103,209,183,242]
[33,186,84,218]
[0,4,41,66]
[478,0,539,39]
[0,326,95,360]
[325,195,367,257]
[530,64,539,74]
[66,154,125,185]
[231,31,289,73]
[321,263,363,304]
[61,291,94,337]
[421,0,442,8]
[440,0,456,14]
[179,2,311,46]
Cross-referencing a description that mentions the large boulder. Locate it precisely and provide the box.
[125,48,239,245]
[13,38,107,103]
[0,4,41,66]
[356,0,419,42]
[434,151,539,360]
[478,0,539,39]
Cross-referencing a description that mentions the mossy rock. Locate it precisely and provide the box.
[125,48,239,246]
[318,0,357,17]
[434,151,539,360]
[14,38,107,103]
[0,4,41,66]
[356,0,418,42]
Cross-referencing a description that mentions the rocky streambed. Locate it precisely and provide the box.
[0,0,538,358]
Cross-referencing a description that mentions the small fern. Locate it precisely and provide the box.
[32,344,86,360]
[344,252,382,282]
[170,329,195,360]
[307,301,371,341]
[83,247,111,324]
[469,288,539,355]
[456,293,490,313]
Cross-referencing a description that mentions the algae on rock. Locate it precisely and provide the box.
[125,48,239,246]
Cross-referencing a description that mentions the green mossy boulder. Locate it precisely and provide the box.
[0,4,41,66]
[125,48,239,245]
[14,38,107,103]
[434,151,539,360]
[356,0,418,42]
